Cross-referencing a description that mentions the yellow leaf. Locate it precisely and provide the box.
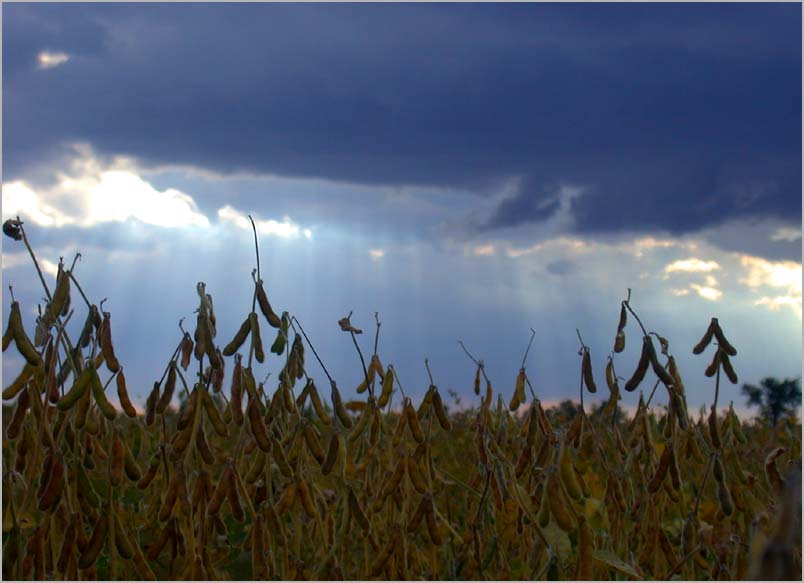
[592,549,642,579]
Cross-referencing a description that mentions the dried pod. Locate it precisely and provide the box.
[559,444,583,500]
[348,489,370,533]
[581,349,597,393]
[720,351,738,384]
[645,337,675,387]
[145,382,160,427]
[229,355,244,426]
[226,470,245,522]
[510,368,526,411]
[425,503,443,546]
[321,432,341,475]
[575,516,594,580]
[146,522,172,561]
[2,362,36,400]
[247,399,271,452]
[256,281,282,328]
[157,361,177,414]
[79,513,108,569]
[164,465,188,522]
[177,388,198,431]
[406,400,425,443]
[377,366,395,408]
[708,406,721,450]
[56,514,78,574]
[222,316,251,356]
[274,482,298,516]
[648,443,672,494]
[250,312,265,363]
[115,370,137,418]
[704,348,722,378]
[613,331,625,353]
[38,456,65,511]
[57,364,94,411]
[547,473,575,531]
[693,319,717,354]
[711,319,737,356]
[408,495,428,533]
[6,387,30,440]
[137,456,160,490]
[110,432,125,487]
[99,312,121,373]
[180,332,193,370]
[432,389,452,431]
[7,302,42,366]
[625,336,651,391]
[207,470,231,517]
[303,423,326,465]
[515,443,532,479]
[113,512,134,560]
[196,424,215,465]
[202,389,228,437]
[90,367,117,420]
[271,435,294,478]
[331,381,353,429]
[297,478,317,519]
[307,380,331,425]
[717,481,734,516]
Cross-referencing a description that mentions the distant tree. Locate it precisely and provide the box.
[545,399,581,424]
[741,377,801,427]
[589,400,627,425]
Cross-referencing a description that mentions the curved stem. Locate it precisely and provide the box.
[350,329,372,399]
[520,328,536,369]
[291,315,333,386]
[623,297,648,338]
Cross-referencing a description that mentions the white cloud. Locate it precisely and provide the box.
[506,236,587,258]
[37,51,70,70]
[217,205,311,240]
[690,284,722,301]
[2,148,209,229]
[469,244,495,257]
[770,227,802,242]
[665,258,721,274]
[369,249,385,260]
[670,288,690,296]
[739,255,802,318]
[39,259,59,279]
[1,253,30,270]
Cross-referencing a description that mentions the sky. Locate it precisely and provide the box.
[2,3,802,418]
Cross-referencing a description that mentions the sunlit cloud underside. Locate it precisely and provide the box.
[2,146,800,321]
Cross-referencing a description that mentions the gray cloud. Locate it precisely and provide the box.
[3,3,801,260]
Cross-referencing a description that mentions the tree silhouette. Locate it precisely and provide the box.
[741,377,801,427]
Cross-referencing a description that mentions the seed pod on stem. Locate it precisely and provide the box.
[331,381,353,429]
[222,316,251,357]
[625,337,651,391]
[693,319,717,354]
[79,512,108,569]
[99,312,121,373]
[582,349,597,393]
[144,381,159,427]
[256,281,282,328]
[432,389,452,431]
[115,370,137,418]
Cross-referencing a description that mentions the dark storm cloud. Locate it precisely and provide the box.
[4,3,801,243]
